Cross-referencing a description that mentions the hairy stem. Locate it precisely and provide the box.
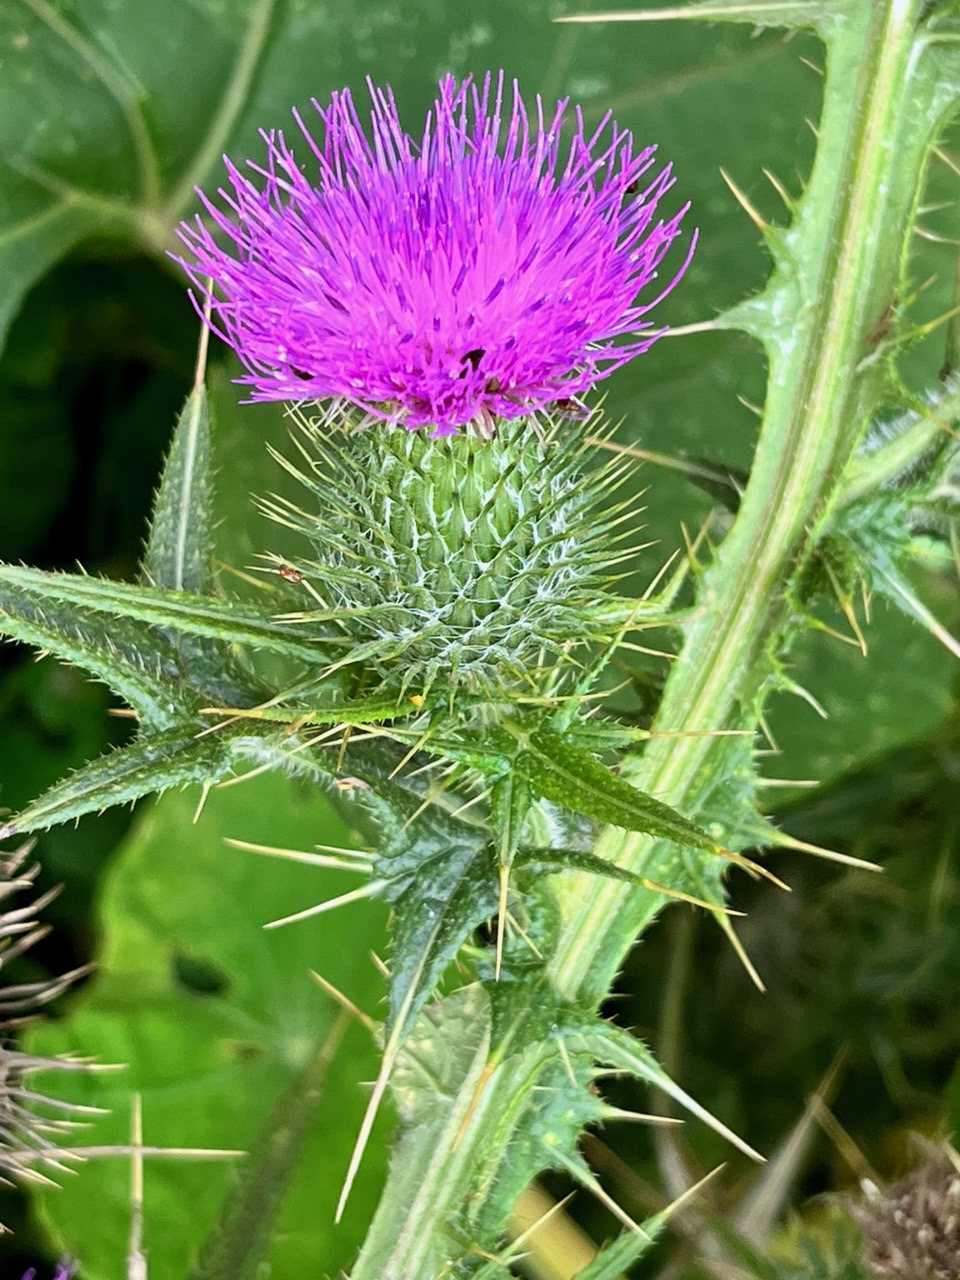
[549,0,947,1001]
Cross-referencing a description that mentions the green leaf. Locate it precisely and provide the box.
[386,838,499,1040]
[576,1023,763,1162]
[515,724,724,856]
[0,565,335,665]
[0,577,192,728]
[0,723,235,837]
[142,379,288,710]
[27,774,389,1280]
[516,843,705,895]
[143,383,214,596]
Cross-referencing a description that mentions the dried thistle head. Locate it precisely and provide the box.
[852,1154,960,1280]
[0,845,93,1191]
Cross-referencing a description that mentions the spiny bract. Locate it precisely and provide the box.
[174,71,692,435]
[264,404,637,698]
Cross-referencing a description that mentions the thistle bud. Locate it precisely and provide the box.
[267,408,631,698]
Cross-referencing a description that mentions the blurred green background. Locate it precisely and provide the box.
[1,0,958,1276]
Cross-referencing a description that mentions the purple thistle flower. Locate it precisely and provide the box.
[175,72,693,435]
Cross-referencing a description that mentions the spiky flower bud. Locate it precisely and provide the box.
[267,407,634,697]
[852,1157,960,1280]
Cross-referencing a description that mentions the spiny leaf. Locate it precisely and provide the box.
[0,725,237,838]
[513,724,724,857]
[515,845,724,910]
[0,580,192,729]
[572,1167,726,1280]
[349,985,493,1280]
[203,691,422,729]
[572,1230,658,1280]
[386,839,499,1040]
[0,566,338,665]
[577,1023,763,1162]
[144,382,215,596]
[141,365,275,709]
[269,739,500,1041]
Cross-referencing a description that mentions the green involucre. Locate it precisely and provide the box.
[263,406,635,697]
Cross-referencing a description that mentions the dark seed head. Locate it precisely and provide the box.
[852,1155,960,1280]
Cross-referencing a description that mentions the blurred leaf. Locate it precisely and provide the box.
[26,773,389,1280]
[187,1019,350,1280]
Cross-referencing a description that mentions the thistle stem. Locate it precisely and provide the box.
[548,0,944,1001]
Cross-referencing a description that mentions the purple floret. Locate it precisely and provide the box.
[175,72,693,434]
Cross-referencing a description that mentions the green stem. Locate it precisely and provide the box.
[351,3,956,1274]
[548,0,946,1002]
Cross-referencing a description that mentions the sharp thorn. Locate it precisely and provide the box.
[716,915,766,992]
[719,168,770,234]
[495,863,509,982]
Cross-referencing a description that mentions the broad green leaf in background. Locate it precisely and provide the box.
[764,595,958,788]
[27,773,389,1280]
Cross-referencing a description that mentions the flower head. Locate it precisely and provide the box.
[176,73,692,434]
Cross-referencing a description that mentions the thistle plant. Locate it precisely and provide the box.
[1,0,960,1277]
